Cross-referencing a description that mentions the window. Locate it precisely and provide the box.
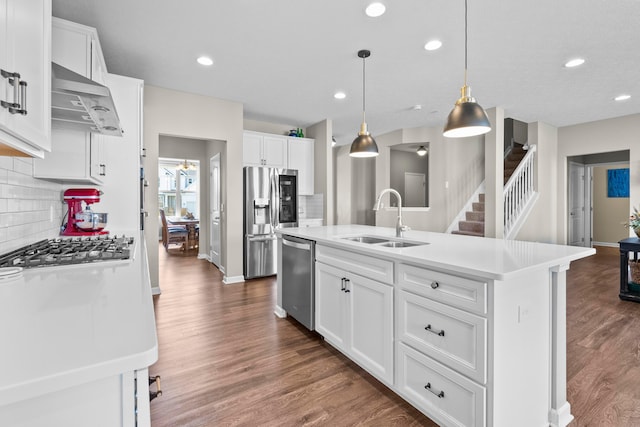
[159,159,199,218]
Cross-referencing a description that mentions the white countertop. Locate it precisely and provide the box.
[277,225,595,280]
[0,232,158,406]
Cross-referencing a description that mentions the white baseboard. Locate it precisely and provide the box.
[549,401,574,427]
[197,253,210,261]
[151,286,161,296]
[592,241,619,248]
[223,275,244,284]
[274,305,287,318]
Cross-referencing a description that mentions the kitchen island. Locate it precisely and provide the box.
[276,225,594,427]
[0,232,158,426]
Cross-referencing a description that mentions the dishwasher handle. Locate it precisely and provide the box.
[282,237,312,251]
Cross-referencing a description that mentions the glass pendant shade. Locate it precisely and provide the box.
[416,145,428,156]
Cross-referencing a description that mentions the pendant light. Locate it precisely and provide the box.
[443,0,491,138]
[416,146,428,156]
[350,49,379,158]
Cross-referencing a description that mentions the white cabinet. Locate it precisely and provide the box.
[34,128,105,183]
[315,246,394,385]
[34,19,124,186]
[243,131,287,168]
[0,0,51,157]
[287,137,314,195]
[51,17,106,84]
[0,368,151,427]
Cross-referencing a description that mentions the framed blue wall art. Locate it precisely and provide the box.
[607,168,630,198]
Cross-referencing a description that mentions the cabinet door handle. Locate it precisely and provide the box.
[0,69,26,114]
[18,80,27,115]
[430,281,439,289]
[425,324,445,337]
[340,278,346,291]
[100,164,106,176]
[344,278,350,293]
[424,382,445,398]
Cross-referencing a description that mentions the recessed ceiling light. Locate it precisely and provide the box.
[614,94,631,101]
[334,91,346,100]
[564,58,585,68]
[365,2,386,17]
[197,56,213,66]
[424,40,442,51]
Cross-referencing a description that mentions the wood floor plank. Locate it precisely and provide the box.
[150,244,640,426]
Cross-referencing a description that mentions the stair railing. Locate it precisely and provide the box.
[504,145,537,237]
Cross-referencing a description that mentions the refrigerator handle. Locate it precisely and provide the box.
[271,171,278,230]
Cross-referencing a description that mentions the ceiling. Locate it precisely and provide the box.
[51,0,640,146]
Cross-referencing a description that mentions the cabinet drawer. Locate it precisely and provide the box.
[316,245,393,284]
[398,290,486,384]
[398,264,487,314]
[397,343,485,427]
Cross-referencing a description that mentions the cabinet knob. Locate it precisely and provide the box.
[430,281,439,289]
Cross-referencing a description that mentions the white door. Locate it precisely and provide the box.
[568,162,586,246]
[210,154,221,267]
[404,172,426,207]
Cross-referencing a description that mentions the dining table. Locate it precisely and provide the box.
[167,216,200,250]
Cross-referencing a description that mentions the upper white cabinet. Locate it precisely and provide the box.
[243,130,315,195]
[0,0,51,157]
[34,128,105,183]
[287,137,314,195]
[51,17,106,84]
[243,131,287,168]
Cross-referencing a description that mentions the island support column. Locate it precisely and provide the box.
[549,263,573,427]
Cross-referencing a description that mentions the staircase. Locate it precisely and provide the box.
[504,144,526,184]
[452,193,485,237]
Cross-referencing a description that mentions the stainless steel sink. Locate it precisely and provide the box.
[341,235,428,248]
[342,236,390,244]
[379,241,424,248]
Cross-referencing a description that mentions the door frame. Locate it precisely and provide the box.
[210,153,221,268]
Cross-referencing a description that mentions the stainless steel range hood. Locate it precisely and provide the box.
[51,62,123,137]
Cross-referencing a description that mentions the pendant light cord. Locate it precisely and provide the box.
[464,0,468,87]
[362,54,366,124]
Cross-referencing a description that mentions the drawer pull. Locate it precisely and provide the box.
[424,382,445,398]
[425,324,445,337]
[430,281,439,289]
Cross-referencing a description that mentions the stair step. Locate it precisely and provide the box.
[505,159,521,168]
[466,211,485,222]
[472,202,485,212]
[478,193,485,203]
[452,230,484,237]
[458,220,484,233]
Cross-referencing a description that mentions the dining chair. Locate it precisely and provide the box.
[159,209,188,252]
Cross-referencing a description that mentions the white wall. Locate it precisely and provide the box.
[306,120,333,225]
[556,113,640,244]
[515,122,559,243]
[144,85,244,291]
[0,157,63,252]
[372,126,484,232]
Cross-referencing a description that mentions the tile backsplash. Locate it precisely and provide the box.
[0,156,63,253]
[298,194,323,219]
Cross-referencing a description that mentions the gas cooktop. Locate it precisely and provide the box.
[0,235,134,269]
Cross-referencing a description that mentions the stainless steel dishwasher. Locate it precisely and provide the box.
[281,235,315,330]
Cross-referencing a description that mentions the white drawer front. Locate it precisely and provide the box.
[398,291,486,384]
[397,343,486,427]
[316,245,394,284]
[398,264,487,314]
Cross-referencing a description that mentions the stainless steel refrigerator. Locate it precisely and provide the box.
[243,166,298,279]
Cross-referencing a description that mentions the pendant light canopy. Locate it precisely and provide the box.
[416,146,428,156]
[350,49,379,158]
[443,0,491,138]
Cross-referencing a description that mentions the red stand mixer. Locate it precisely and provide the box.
[62,188,109,236]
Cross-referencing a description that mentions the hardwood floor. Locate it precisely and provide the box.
[150,246,430,426]
[150,244,640,426]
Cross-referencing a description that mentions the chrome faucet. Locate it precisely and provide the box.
[373,188,410,238]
